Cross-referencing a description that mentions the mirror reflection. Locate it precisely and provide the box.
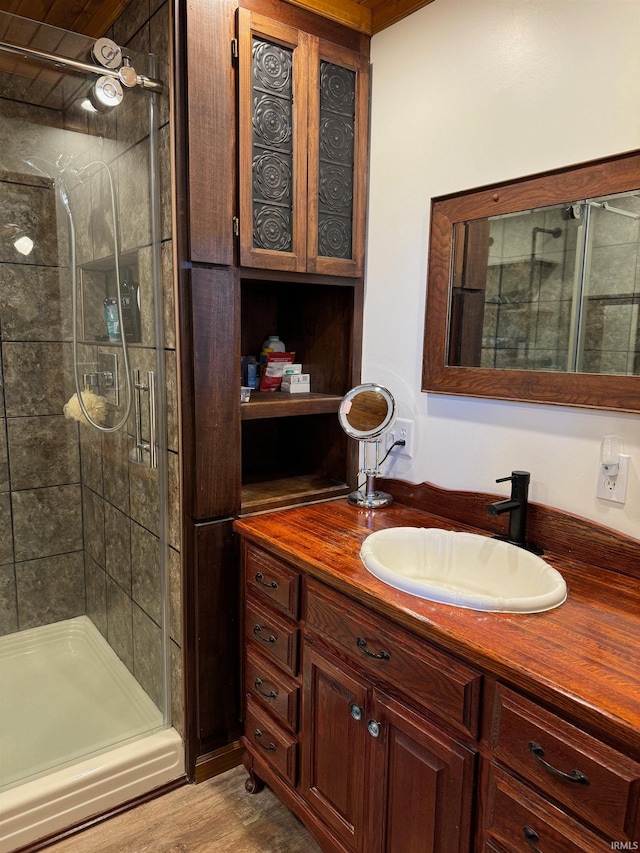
[338,384,395,439]
[449,191,640,376]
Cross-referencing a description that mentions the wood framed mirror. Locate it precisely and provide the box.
[423,150,640,412]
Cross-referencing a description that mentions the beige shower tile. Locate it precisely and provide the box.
[79,422,103,495]
[104,502,132,592]
[129,449,159,536]
[82,486,105,568]
[162,239,175,349]
[117,144,151,254]
[169,545,181,646]
[0,493,14,566]
[7,415,80,490]
[3,341,75,418]
[106,575,134,673]
[0,264,72,342]
[0,181,58,267]
[170,637,183,736]
[0,563,18,635]
[12,484,82,562]
[131,520,160,624]
[133,603,163,709]
[168,449,180,551]
[165,349,178,452]
[15,551,85,630]
[102,429,130,514]
[85,553,108,639]
[0,421,8,492]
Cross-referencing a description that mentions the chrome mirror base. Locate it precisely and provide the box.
[348,489,393,509]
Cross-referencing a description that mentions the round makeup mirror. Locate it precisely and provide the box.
[338,384,397,508]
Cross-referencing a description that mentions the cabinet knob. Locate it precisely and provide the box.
[523,826,542,853]
[350,703,363,721]
[528,741,590,786]
[367,719,381,738]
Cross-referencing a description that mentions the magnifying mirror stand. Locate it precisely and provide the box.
[349,439,393,509]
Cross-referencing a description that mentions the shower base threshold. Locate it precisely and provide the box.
[0,616,184,852]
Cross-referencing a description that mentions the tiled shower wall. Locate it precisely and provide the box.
[0,0,182,734]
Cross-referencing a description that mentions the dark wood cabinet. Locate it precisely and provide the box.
[241,542,477,852]
[238,9,369,277]
[174,0,368,778]
[235,523,640,853]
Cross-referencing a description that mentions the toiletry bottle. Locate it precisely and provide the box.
[260,335,285,377]
[119,279,141,343]
[104,298,121,342]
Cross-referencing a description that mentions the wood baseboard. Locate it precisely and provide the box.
[194,740,244,783]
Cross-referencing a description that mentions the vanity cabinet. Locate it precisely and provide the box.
[481,683,640,852]
[235,505,640,853]
[241,543,478,852]
[238,9,369,277]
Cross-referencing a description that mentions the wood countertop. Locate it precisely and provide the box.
[234,492,640,755]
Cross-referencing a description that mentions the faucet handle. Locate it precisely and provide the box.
[495,474,514,484]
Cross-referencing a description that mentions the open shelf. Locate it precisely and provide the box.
[240,474,349,514]
[241,392,342,420]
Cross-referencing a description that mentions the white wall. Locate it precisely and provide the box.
[365,0,640,538]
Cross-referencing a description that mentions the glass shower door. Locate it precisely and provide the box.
[0,11,171,790]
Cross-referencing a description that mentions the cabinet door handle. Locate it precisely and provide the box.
[253,624,276,644]
[528,741,590,786]
[255,571,278,590]
[254,729,276,751]
[350,703,363,721]
[367,719,381,738]
[523,826,543,853]
[254,677,277,699]
[356,637,390,661]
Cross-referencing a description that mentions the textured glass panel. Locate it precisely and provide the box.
[251,38,293,252]
[318,61,355,259]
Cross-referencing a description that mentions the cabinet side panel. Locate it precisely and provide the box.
[191,267,241,519]
[185,0,236,264]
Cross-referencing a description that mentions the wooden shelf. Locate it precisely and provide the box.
[240,474,349,514]
[241,392,343,420]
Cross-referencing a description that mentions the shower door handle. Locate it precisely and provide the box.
[132,369,158,469]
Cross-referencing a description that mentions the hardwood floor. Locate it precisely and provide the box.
[44,766,322,852]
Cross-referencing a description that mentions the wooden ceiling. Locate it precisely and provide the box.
[0,0,432,37]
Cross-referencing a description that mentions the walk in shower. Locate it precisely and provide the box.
[0,10,182,850]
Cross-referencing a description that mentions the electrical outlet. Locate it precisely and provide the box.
[385,418,414,460]
[596,453,630,503]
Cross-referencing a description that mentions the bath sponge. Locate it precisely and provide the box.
[63,390,108,426]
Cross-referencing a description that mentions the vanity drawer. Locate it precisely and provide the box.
[245,645,299,732]
[245,600,299,677]
[490,683,640,842]
[244,696,298,786]
[484,764,610,853]
[305,578,482,738]
[245,545,300,619]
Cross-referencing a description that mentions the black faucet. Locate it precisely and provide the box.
[487,471,543,555]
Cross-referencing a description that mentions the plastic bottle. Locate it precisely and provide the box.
[260,335,286,376]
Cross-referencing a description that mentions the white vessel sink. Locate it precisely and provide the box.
[360,527,566,613]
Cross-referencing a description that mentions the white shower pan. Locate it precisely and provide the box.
[0,616,184,852]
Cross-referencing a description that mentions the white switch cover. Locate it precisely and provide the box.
[596,453,630,503]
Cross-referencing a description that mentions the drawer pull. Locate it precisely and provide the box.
[523,826,542,853]
[357,636,390,661]
[528,741,590,786]
[350,703,363,721]
[253,624,276,644]
[253,729,276,751]
[254,677,277,699]
[255,571,278,590]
